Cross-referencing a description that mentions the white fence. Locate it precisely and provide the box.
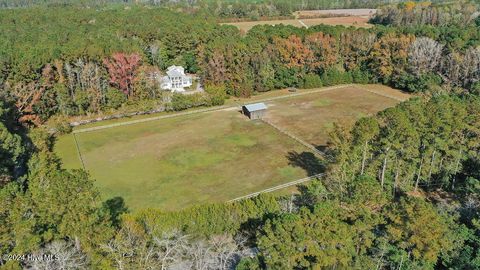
[228,173,324,202]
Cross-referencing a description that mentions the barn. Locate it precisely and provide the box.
[242,103,267,120]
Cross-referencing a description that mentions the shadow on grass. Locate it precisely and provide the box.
[103,196,129,228]
[315,145,328,152]
[287,151,325,176]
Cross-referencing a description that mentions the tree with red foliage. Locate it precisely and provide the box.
[103,53,141,97]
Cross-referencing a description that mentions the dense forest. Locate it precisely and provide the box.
[0,1,479,127]
[0,0,480,269]
[0,0,457,14]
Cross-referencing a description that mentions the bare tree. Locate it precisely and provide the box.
[103,224,248,270]
[408,37,443,76]
[183,234,249,270]
[442,46,480,88]
[279,194,299,214]
[441,52,463,86]
[63,59,108,111]
[26,240,89,270]
[461,46,480,87]
[185,240,213,270]
[152,230,189,270]
[210,234,247,270]
[64,62,76,95]
[102,222,158,270]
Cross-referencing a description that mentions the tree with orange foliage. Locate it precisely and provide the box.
[103,53,141,98]
[272,35,314,70]
[305,32,338,73]
[339,31,376,72]
[369,34,415,82]
[402,1,416,12]
[13,83,43,126]
[12,64,57,126]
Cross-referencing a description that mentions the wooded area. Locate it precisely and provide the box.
[0,0,479,269]
[0,0,455,14]
[0,2,479,127]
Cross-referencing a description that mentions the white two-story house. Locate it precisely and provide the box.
[160,65,193,92]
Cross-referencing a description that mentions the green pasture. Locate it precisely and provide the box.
[55,85,406,211]
[55,110,316,211]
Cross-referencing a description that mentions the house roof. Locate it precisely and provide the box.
[167,69,184,77]
[243,103,267,112]
[166,65,186,77]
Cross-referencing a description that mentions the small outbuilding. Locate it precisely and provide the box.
[242,103,267,120]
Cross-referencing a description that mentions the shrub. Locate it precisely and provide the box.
[170,94,191,111]
[55,84,77,116]
[303,74,323,89]
[204,85,227,106]
[131,194,281,237]
[236,257,262,270]
[170,93,207,111]
[106,88,127,109]
[471,81,480,95]
[394,72,442,93]
[321,68,353,86]
[351,68,372,84]
[47,115,72,135]
[73,90,90,114]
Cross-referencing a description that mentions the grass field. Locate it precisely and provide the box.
[55,84,408,211]
[223,16,372,32]
[295,9,376,18]
[56,111,315,211]
[263,85,406,148]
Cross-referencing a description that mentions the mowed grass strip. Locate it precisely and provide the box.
[56,110,313,211]
[263,86,404,148]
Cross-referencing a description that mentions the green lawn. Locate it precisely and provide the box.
[55,110,315,211]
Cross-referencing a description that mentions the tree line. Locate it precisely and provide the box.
[0,0,455,15]
[199,22,480,95]
[0,4,479,128]
[371,0,480,26]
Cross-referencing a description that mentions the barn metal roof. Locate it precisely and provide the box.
[244,102,267,112]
